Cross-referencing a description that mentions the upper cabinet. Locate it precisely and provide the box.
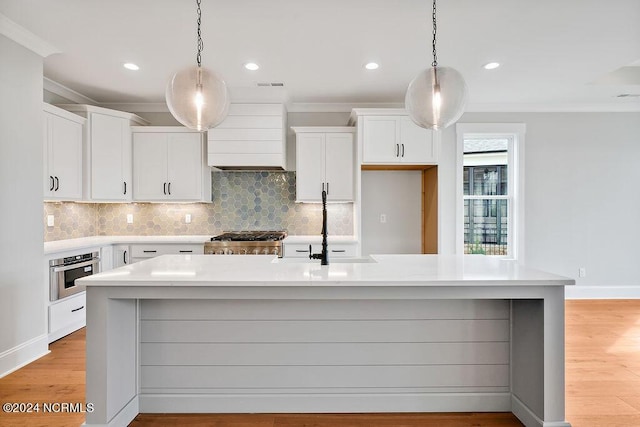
[132,127,210,202]
[292,127,355,203]
[207,103,287,170]
[56,104,149,201]
[43,104,85,201]
[350,109,440,165]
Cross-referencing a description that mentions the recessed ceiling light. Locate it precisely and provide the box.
[244,62,260,71]
[365,62,379,70]
[483,62,500,70]
[123,63,139,71]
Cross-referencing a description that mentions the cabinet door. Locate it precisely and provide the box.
[324,133,354,201]
[362,117,399,163]
[113,245,130,267]
[91,113,131,200]
[47,112,83,199]
[296,133,325,202]
[167,133,202,200]
[399,117,437,163]
[133,133,168,200]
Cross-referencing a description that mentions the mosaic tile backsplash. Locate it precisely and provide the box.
[44,172,354,241]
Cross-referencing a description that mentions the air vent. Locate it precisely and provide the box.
[257,82,285,87]
[616,94,640,98]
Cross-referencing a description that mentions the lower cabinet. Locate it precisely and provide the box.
[283,242,357,258]
[113,244,131,267]
[129,244,203,263]
[48,292,86,343]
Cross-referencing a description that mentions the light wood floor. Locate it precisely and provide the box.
[1,300,639,426]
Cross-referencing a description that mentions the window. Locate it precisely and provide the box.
[455,124,525,259]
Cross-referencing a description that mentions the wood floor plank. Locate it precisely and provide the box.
[3,300,640,426]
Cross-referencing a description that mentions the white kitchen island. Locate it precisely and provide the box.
[80,254,573,427]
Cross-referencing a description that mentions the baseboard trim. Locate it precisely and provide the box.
[48,320,86,343]
[565,286,640,299]
[0,333,49,379]
[511,394,571,427]
[140,392,511,413]
[83,396,138,427]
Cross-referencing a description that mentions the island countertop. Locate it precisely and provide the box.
[83,253,573,427]
[80,254,574,287]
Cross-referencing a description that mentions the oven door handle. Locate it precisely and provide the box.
[51,259,99,273]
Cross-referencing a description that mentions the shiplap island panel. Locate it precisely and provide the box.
[80,254,573,427]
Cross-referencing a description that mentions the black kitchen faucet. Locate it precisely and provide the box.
[309,190,329,265]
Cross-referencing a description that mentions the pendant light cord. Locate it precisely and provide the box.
[431,0,438,67]
[196,0,203,67]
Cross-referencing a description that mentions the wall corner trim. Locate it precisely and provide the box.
[0,13,59,57]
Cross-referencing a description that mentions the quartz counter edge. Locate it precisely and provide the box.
[79,254,574,287]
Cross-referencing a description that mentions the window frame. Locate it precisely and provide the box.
[455,123,526,260]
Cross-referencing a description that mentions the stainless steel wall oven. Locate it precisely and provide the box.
[49,251,100,301]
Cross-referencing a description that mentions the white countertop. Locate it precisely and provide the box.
[45,234,359,255]
[81,254,573,287]
[44,235,211,255]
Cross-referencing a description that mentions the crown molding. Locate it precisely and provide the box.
[465,102,640,113]
[99,103,169,113]
[287,102,404,113]
[43,77,98,105]
[39,77,640,114]
[0,13,59,57]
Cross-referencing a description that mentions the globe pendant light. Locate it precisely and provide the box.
[405,0,468,130]
[166,0,230,131]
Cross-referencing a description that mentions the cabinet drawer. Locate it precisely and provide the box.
[49,292,86,333]
[284,243,357,258]
[131,244,203,258]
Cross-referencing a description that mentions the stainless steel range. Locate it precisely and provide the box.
[204,231,287,256]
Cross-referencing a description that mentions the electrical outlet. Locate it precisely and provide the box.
[126,214,134,224]
[578,267,586,278]
[380,214,387,223]
[47,215,54,227]
[185,213,192,224]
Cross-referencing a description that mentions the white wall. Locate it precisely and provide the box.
[0,34,48,376]
[439,112,640,298]
[361,171,422,255]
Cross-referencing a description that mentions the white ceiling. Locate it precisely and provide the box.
[1,0,639,111]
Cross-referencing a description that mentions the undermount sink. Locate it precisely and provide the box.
[272,256,377,264]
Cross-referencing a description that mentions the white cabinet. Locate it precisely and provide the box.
[43,104,85,200]
[132,127,209,202]
[129,243,203,264]
[292,127,355,202]
[113,244,130,267]
[55,104,148,201]
[48,292,86,343]
[90,113,132,200]
[208,103,286,169]
[350,109,439,165]
[283,242,357,258]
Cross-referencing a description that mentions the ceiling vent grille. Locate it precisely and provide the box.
[257,82,285,87]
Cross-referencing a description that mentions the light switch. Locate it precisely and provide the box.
[185,214,192,224]
[126,214,134,224]
[47,215,55,227]
[380,214,387,223]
